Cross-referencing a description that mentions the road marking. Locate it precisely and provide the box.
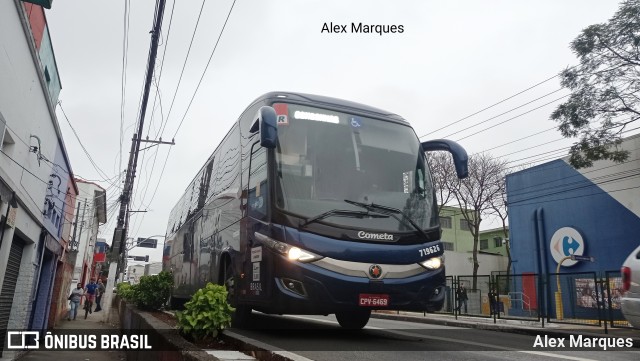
[381,329,599,361]
[285,315,599,360]
[519,351,598,361]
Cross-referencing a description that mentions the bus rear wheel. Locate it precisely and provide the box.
[223,262,252,327]
[335,309,371,329]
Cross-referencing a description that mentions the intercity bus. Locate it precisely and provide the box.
[164,91,468,329]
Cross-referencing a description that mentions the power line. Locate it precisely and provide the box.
[455,94,569,142]
[58,101,115,182]
[441,88,565,139]
[114,0,168,261]
[133,0,238,235]
[170,0,238,139]
[118,0,131,189]
[419,74,560,138]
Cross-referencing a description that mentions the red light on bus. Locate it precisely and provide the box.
[273,103,288,116]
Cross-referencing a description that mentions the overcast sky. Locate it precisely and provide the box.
[45,0,624,262]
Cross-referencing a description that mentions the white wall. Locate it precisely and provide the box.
[0,1,66,338]
[68,182,103,294]
[572,134,640,217]
[444,250,508,277]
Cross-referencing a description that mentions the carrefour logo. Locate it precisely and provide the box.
[550,227,585,267]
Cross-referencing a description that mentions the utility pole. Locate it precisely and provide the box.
[111,0,171,277]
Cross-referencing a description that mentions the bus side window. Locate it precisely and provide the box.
[248,143,268,220]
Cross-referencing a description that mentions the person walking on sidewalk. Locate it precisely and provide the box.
[456,284,468,314]
[94,279,106,312]
[67,283,84,321]
[489,288,499,316]
[84,278,99,315]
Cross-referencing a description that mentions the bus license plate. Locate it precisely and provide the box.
[359,294,389,307]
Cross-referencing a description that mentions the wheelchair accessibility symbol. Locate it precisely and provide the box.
[350,117,362,128]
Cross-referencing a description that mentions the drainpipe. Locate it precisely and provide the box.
[536,207,549,324]
[533,209,543,326]
[28,228,48,330]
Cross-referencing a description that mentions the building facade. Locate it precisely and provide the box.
[506,134,640,318]
[438,206,508,276]
[66,180,107,299]
[507,134,640,274]
[0,1,77,358]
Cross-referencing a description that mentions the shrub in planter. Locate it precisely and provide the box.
[176,283,234,341]
[116,282,135,301]
[133,271,173,310]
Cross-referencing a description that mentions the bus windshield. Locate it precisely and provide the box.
[273,103,437,234]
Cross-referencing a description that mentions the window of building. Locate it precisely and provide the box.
[440,216,452,229]
[480,239,488,250]
[443,242,454,251]
[494,236,503,247]
[460,219,471,231]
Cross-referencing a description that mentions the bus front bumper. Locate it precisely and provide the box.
[259,255,446,315]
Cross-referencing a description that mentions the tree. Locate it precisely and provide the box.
[429,152,508,289]
[551,0,640,168]
[488,177,511,284]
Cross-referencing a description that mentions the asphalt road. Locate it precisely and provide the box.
[229,313,639,361]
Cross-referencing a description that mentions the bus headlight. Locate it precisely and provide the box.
[420,256,443,270]
[288,247,322,262]
[255,232,322,263]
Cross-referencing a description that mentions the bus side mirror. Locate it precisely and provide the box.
[250,106,278,148]
[421,139,469,179]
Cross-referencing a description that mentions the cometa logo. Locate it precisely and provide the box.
[357,231,394,241]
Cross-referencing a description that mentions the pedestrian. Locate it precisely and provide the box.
[94,279,106,312]
[67,283,84,321]
[489,288,499,316]
[456,284,468,314]
[84,278,99,314]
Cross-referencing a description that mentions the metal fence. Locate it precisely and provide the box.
[603,270,632,328]
[435,275,455,314]
[495,273,540,321]
[546,271,601,326]
[420,270,636,332]
[456,275,493,318]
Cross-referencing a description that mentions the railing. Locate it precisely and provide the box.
[438,271,637,331]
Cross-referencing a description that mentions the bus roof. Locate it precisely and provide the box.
[251,91,409,125]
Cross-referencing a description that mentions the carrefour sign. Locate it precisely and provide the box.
[550,227,585,267]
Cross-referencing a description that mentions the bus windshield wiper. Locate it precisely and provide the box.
[344,199,429,240]
[302,209,389,227]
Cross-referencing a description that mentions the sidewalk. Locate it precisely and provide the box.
[371,311,640,343]
[17,307,126,361]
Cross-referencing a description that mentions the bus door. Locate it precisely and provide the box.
[244,142,270,301]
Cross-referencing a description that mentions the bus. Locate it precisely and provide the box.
[164,91,468,329]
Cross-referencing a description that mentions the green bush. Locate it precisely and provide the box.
[133,271,173,310]
[176,283,234,341]
[116,282,135,301]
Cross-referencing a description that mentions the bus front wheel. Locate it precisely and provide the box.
[335,309,371,329]
[223,262,252,327]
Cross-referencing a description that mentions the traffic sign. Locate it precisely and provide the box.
[137,238,158,248]
[571,255,594,262]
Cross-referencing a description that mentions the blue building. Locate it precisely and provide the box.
[506,134,640,319]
